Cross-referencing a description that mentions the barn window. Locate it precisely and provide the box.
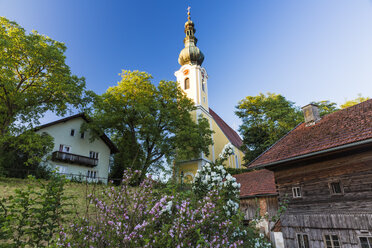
[297,234,309,248]
[324,234,341,248]
[292,186,302,198]
[359,237,372,248]
[329,182,343,195]
[184,78,190,89]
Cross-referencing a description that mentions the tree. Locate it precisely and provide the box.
[340,94,370,109]
[236,93,303,163]
[0,17,90,171]
[310,100,339,117]
[84,70,213,183]
[0,17,89,135]
[236,94,340,164]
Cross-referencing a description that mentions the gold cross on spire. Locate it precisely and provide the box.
[187,6,191,20]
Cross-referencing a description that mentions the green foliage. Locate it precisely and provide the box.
[340,94,370,109]
[0,17,90,135]
[83,70,213,183]
[0,131,54,178]
[0,16,92,175]
[311,100,339,117]
[236,93,303,163]
[0,173,72,247]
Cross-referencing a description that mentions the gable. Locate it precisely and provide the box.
[36,113,118,154]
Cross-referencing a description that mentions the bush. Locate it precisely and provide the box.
[0,173,72,247]
[57,143,272,247]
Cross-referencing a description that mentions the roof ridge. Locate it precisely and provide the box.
[209,108,243,149]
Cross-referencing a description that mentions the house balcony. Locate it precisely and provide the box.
[51,151,98,167]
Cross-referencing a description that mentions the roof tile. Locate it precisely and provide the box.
[250,99,372,167]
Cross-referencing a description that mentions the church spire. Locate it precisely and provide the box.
[178,7,204,66]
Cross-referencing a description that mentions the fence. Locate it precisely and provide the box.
[0,167,123,185]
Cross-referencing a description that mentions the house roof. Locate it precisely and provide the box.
[249,99,372,168]
[233,169,277,198]
[36,113,119,154]
[209,108,243,149]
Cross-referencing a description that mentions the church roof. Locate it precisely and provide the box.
[233,169,277,198]
[209,108,243,149]
[249,99,372,168]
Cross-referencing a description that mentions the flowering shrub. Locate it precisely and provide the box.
[57,170,249,247]
[57,144,272,247]
[193,143,241,216]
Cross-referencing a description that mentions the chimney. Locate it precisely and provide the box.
[301,103,320,126]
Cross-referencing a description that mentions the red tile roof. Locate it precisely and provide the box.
[250,99,372,168]
[209,108,243,149]
[233,169,277,198]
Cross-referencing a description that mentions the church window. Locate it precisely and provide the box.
[184,78,190,89]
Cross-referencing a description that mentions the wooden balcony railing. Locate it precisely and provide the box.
[52,151,98,167]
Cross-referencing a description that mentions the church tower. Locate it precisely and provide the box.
[174,8,209,115]
[174,8,245,183]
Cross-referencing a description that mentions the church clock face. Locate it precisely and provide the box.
[183,69,189,76]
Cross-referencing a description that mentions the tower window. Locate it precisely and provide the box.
[184,78,190,90]
[202,81,205,92]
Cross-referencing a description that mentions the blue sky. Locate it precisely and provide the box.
[1,0,372,132]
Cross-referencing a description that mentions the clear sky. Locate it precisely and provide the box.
[1,0,372,132]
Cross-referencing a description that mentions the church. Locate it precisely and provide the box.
[174,10,245,182]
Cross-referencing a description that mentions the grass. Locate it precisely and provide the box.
[0,176,109,221]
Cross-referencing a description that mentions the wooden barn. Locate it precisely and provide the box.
[249,100,372,248]
[234,169,284,247]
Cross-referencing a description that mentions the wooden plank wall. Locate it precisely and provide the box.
[274,149,372,247]
[240,195,279,220]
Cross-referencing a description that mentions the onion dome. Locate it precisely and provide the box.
[178,8,204,66]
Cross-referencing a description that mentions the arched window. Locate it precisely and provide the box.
[184,78,190,89]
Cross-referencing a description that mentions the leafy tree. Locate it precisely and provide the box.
[236,93,303,163]
[0,131,54,178]
[340,94,370,109]
[0,17,90,171]
[84,70,213,183]
[0,17,90,134]
[311,100,339,117]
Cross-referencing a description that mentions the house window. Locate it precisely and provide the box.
[329,182,343,195]
[87,170,97,179]
[184,78,190,89]
[292,186,302,198]
[89,151,99,159]
[80,132,85,139]
[70,129,75,136]
[297,234,310,248]
[59,144,71,153]
[360,237,372,248]
[324,234,341,248]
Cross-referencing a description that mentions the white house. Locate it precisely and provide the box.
[36,113,118,184]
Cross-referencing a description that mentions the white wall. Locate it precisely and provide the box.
[36,117,111,183]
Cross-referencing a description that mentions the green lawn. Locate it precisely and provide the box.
[0,176,108,220]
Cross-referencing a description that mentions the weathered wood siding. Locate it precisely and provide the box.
[274,149,372,247]
[240,195,278,220]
